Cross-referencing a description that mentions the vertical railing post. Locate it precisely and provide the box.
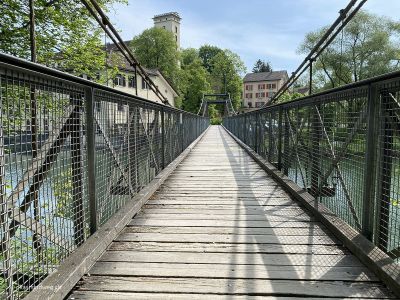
[134,106,139,191]
[0,99,14,298]
[71,93,85,246]
[85,87,97,234]
[362,84,378,240]
[277,108,283,171]
[128,104,138,192]
[180,113,184,152]
[268,112,273,162]
[161,107,165,169]
[310,105,321,198]
[283,109,290,176]
[243,114,247,144]
[254,113,259,152]
[377,91,393,251]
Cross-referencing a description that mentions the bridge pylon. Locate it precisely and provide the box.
[197,93,236,117]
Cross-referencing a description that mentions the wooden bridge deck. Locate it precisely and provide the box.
[68,126,394,299]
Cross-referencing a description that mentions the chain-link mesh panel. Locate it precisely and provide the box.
[0,61,209,299]
[376,80,400,259]
[223,79,400,265]
[0,67,89,299]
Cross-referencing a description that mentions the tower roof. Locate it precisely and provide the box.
[153,12,181,20]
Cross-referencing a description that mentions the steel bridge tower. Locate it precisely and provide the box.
[197,93,236,117]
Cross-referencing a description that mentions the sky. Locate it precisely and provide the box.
[110,0,400,74]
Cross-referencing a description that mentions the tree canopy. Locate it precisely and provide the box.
[130,27,180,85]
[1,0,125,80]
[179,52,211,113]
[198,44,223,73]
[252,59,272,73]
[210,50,246,109]
[299,10,400,90]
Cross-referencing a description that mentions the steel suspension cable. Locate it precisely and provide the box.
[267,0,368,106]
[80,0,169,104]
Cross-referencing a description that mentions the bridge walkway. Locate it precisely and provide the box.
[68,126,394,299]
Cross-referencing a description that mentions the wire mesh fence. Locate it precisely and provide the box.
[223,72,400,265]
[0,55,209,299]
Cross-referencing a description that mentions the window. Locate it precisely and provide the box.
[258,84,265,90]
[175,36,178,42]
[175,26,178,33]
[128,75,136,88]
[248,102,253,108]
[245,85,253,91]
[267,83,277,89]
[266,92,275,98]
[245,93,252,99]
[255,92,265,98]
[142,78,148,89]
[114,74,126,87]
[163,26,166,29]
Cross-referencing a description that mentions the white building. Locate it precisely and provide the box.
[153,12,181,50]
[105,42,179,107]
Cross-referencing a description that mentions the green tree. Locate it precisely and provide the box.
[177,48,211,112]
[278,91,305,103]
[210,50,246,109]
[299,10,400,90]
[1,0,124,80]
[252,59,272,73]
[198,44,223,73]
[130,27,180,85]
[181,47,200,66]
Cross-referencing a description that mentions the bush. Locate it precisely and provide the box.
[211,117,222,125]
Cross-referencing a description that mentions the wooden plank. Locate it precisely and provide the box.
[123,225,329,236]
[73,276,394,298]
[135,213,314,222]
[68,291,386,300]
[143,203,303,209]
[154,192,291,197]
[89,261,377,281]
[146,199,298,206]
[115,232,339,245]
[108,241,347,255]
[99,251,362,267]
[129,219,320,228]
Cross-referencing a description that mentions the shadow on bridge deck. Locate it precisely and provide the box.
[68,125,394,299]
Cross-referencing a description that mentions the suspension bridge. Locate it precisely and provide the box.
[1,0,400,299]
[1,51,400,300]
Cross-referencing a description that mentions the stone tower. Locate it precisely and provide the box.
[153,12,181,50]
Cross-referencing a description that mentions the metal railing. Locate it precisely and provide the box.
[0,53,209,299]
[224,70,400,264]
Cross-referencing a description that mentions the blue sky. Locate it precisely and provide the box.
[110,0,400,74]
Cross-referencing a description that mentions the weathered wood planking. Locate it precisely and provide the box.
[74,276,393,298]
[68,291,388,300]
[69,126,394,299]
